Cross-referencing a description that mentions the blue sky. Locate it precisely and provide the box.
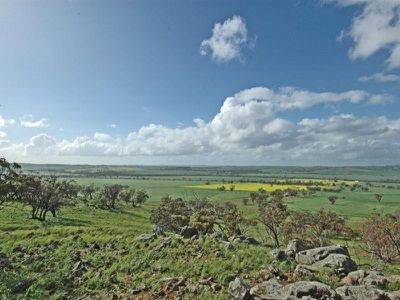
[0,0,399,165]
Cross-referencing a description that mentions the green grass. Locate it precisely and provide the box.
[0,176,399,299]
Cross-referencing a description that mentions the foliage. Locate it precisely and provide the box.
[0,157,21,206]
[328,195,338,205]
[14,175,79,221]
[283,209,346,247]
[360,213,400,263]
[256,191,289,247]
[97,184,124,209]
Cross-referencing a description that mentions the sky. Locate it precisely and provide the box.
[0,0,399,165]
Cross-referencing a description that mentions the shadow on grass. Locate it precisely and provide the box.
[43,216,92,227]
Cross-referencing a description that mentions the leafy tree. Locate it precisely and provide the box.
[328,195,338,205]
[242,198,249,206]
[98,184,124,209]
[217,186,226,191]
[374,193,383,203]
[257,193,288,247]
[118,188,136,206]
[134,189,149,207]
[229,185,235,191]
[0,158,21,206]
[283,209,346,247]
[15,175,78,221]
[80,183,98,205]
[360,213,400,263]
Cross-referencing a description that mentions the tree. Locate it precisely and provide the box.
[242,198,249,206]
[374,193,383,203]
[134,189,149,207]
[229,185,235,191]
[0,158,21,206]
[81,183,98,205]
[360,213,400,263]
[15,175,78,221]
[117,187,136,206]
[257,193,288,247]
[328,195,338,205]
[217,186,226,191]
[283,209,346,247]
[98,184,124,209]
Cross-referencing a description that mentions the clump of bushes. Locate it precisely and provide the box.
[149,196,255,238]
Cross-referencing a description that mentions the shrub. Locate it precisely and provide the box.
[328,195,338,205]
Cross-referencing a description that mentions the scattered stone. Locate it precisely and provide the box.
[285,239,309,259]
[283,281,340,300]
[294,264,318,278]
[228,277,251,300]
[270,249,287,261]
[180,226,198,239]
[151,237,172,254]
[336,285,392,300]
[152,224,165,236]
[229,235,260,245]
[221,241,235,251]
[312,253,357,277]
[295,245,350,265]
[341,270,388,288]
[250,278,283,299]
[135,233,156,242]
[389,290,400,300]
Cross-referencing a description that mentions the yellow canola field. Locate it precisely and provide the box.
[185,183,308,192]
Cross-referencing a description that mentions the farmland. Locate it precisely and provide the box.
[1,164,400,299]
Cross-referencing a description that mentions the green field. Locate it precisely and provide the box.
[1,165,400,299]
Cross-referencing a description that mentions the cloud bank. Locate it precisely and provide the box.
[1,86,399,164]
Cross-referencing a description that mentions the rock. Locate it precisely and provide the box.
[389,290,400,300]
[283,281,340,299]
[180,226,198,238]
[270,249,287,261]
[151,237,172,254]
[135,233,156,242]
[341,270,388,288]
[294,264,318,278]
[152,224,165,236]
[228,277,251,300]
[221,241,235,251]
[250,278,283,299]
[285,239,309,259]
[336,285,392,300]
[312,253,357,277]
[229,235,260,245]
[363,272,389,288]
[295,245,350,265]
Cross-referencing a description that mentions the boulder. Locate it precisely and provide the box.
[341,270,388,288]
[270,249,287,261]
[295,245,350,265]
[285,239,310,259]
[282,281,340,299]
[228,277,251,300]
[312,253,357,277]
[250,278,283,299]
[180,226,198,238]
[389,290,400,300]
[336,285,392,300]
[294,264,318,278]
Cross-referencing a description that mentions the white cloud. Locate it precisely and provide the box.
[0,115,15,128]
[3,86,398,163]
[0,131,7,139]
[359,72,400,82]
[200,15,254,63]
[20,115,50,128]
[109,124,117,128]
[327,0,400,69]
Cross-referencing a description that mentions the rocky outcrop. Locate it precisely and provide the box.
[180,226,198,238]
[229,235,260,245]
[312,253,357,277]
[283,281,340,300]
[295,245,350,265]
[341,270,389,288]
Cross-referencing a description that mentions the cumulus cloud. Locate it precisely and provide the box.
[327,0,400,69]
[3,86,399,163]
[0,115,15,128]
[200,15,254,63]
[20,115,50,128]
[109,124,117,128]
[359,72,400,82]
